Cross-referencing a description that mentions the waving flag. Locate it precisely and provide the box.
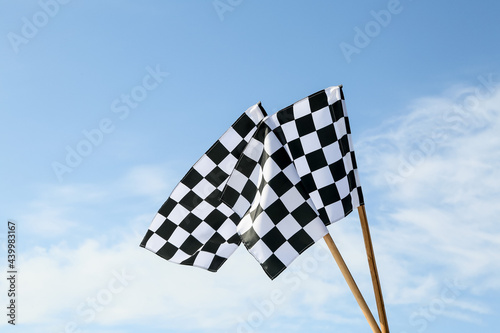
[140,103,267,271]
[221,86,364,278]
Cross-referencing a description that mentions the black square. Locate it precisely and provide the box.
[206,141,230,164]
[341,195,354,216]
[318,184,341,206]
[239,155,258,178]
[305,149,328,172]
[338,135,350,157]
[203,233,224,253]
[179,235,203,255]
[265,200,289,223]
[261,227,287,252]
[233,113,255,138]
[345,116,352,135]
[330,100,344,121]
[179,213,202,233]
[155,219,177,240]
[347,170,357,191]
[296,114,316,136]
[350,151,358,169]
[156,242,178,260]
[271,147,292,170]
[180,253,196,266]
[262,254,287,280]
[231,140,248,157]
[205,209,226,230]
[221,186,239,207]
[242,180,258,203]
[208,255,227,272]
[291,202,318,227]
[268,172,294,197]
[300,173,317,193]
[308,91,328,112]
[205,189,223,207]
[288,138,305,159]
[158,198,177,217]
[182,168,203,189]
[179,191,203,210]
[241,226,260,249]
[276,106,294,125]
[288,229,315,253]
[205,166,228,187]
[317,124,337,147]
[329,159,347,182]
[140,230,154,247]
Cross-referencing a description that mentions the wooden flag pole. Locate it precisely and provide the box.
[323,233,381,333]
[358,205,389,333]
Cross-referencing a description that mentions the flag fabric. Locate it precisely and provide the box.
[221,86,363,279]
[140,85,364,280]
[140,103,267,272]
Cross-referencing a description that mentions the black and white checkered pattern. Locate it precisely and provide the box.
[222,86,363,279]
[140,103,267,272]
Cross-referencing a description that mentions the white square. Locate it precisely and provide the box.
[226,169,248,192]
[216,243,239,258]
[192,222,215,244]
[334,117,348,139]
[280,188,305,212]
[218,154,238,176]
[244,139,263,161]
[194,155,217,177]
[249,239,273,263]
[281,121,300,141]
[168,227,190,247]
[264,131,283,155]
[282,164,301,185]
[324,201,345,223]
[336,177,350,199]
[303,219,328,241]
[312,106,332,130]
[167,204,190,223]
[192,178,216,198]
[193,251,214,270]
[293,156,311,177]
[149,213,166,232]
[293,98,311,118]
[342,154,354,173]
[145,233,167,252]
[263,159,282,182]
[323,142,343,165]
[218,220,239,240]
[169,249,190,264]
[300,132,322,154]
[218,203,235,217]
[253,212,276,238]
[276,215,302,239]
[312,166,335,188]
[233,195,251,218]
[170,183,190,202]
[246,103,266,125]
[259,185,279,209]
[274,242,298,267]
[325,86,342,105]
[191,200,215,220]
[219,127,242,152]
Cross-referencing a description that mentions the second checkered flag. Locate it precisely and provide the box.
[222,85,363,279]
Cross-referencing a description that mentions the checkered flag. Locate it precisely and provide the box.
[222,86,363,279]
[140,103,267,272]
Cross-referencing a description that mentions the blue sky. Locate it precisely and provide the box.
[1,0,500,332]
